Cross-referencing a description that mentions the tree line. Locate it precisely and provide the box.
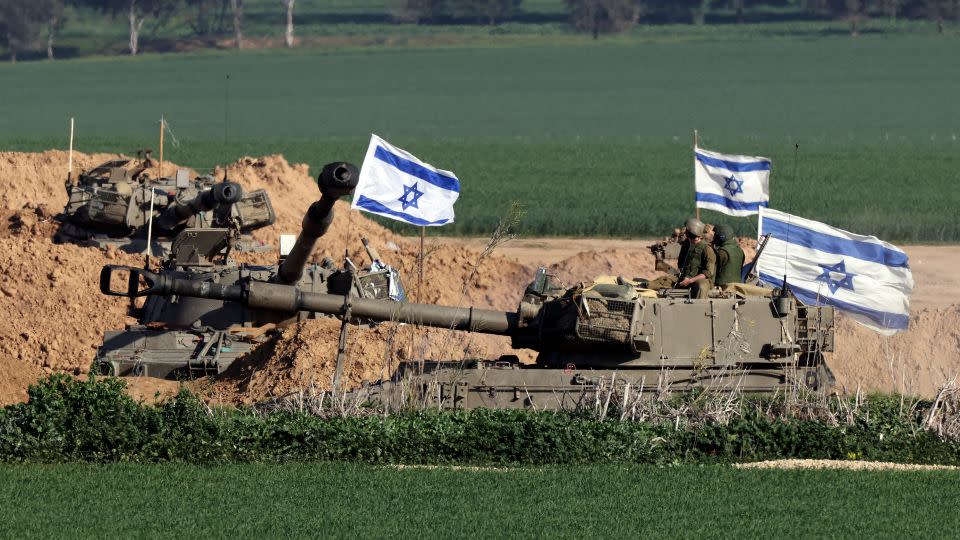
[0,0,957,61]
[567,0,960,39]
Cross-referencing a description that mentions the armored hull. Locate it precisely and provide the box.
[57,157,275,255]
[350,361,833,411]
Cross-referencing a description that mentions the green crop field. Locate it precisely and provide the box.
[2,31,959,240]
[1,463,958,537]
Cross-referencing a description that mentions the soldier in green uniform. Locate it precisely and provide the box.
[713,224,745,287]
[645,218,716,298]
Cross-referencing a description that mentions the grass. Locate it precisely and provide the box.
[0,463,958,537]
[2,33,959,240]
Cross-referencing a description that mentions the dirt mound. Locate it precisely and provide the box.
[203,318,517,405]
[0,206,144,405]
[830,306,960,397]
[0,151,533,405]
[548,248,658,286]
[0,150,126,211]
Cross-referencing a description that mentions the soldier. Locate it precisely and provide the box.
[713,224,745,287]
[645,218,716,298]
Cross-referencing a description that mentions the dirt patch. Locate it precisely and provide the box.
[118,376,184,405]
[734,459,959,471]
[201,318,517,406]
[0,208,142,379]
[830,306,960,397]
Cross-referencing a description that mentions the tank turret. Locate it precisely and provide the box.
[56,154,275,255]
[154,181,243,231]
[276,162,359,284]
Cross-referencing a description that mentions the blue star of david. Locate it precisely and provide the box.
[398,182,424,211]
[816,260,856,294]
[723,175,744,197]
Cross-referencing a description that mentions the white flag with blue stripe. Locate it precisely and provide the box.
[694,147,771,217]
[352,134,460,226]
[757,208,914,336]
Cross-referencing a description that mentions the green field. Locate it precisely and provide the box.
[2,32,959,240]
[1,463,957,537]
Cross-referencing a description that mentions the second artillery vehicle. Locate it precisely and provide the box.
[102,249,836,409]
[94,161,404,378]
[57,151,276,255]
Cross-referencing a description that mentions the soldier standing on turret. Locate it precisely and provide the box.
[645,218,716,299]
[712,224,745,288]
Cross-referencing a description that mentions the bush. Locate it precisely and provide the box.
[1,375,958,465]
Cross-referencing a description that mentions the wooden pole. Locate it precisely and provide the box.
[411,225,426,364]
[67,117,74,183]
[694,129,700,220]
[158,116,165,180]
[418,226,425,302]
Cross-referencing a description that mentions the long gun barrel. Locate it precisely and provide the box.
[276,162,359,285]
[155,181,243,231]
[100,265,521,334]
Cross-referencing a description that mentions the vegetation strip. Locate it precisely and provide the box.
[2,375,960,465]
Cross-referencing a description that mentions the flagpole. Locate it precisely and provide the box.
[67,117,74,185]
[418,226,425,302]
[694,129,700,221]
[158,116,164,180]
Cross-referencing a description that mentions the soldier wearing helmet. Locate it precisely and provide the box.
[712,224,745,287]
[645,218,716,298]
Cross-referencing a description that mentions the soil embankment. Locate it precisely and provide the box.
[0,151,957,405]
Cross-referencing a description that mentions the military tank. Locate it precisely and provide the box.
[100,243,836,408]
[56,151,276,255]
[93,161,404,379]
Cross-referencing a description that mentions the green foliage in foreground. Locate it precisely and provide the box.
[2,462,959,538]
[1,375,958,465]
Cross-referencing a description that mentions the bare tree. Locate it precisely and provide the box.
[691,0,710,24]
[0,0,48,61]
[281,0,295,47]
[74,0,180,56]
[731,0,744,23]
[45,0,66,59]
[450,0,523,24]
[846,0,863,35]
[230,0,243,48]
[567,0,642,39]
[877,0,899,20]
[388,0,445,24]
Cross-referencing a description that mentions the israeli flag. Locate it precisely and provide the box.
[694,147,771,217]
[352,134,460,226]
[757,208,914,336]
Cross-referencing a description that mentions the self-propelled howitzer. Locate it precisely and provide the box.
[100,260,836,408]
[57,154,275,254]
[93,160,405,379]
